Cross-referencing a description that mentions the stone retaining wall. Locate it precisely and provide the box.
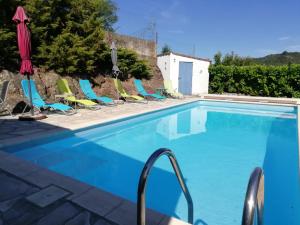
[0,65,164,115]
[106,32,156,58]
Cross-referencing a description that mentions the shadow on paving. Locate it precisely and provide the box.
[0,118,185,225]
[0,171,113,225]
[0,119,116,224]
[0,118,67,147]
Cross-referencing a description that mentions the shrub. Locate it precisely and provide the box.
[116,48,151,80]
[209,64,300,98]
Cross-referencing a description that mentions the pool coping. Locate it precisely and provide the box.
[201,94,300,106]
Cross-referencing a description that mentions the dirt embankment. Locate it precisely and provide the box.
[0,58,164,115]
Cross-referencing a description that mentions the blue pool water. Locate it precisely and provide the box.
[7,101,300,225]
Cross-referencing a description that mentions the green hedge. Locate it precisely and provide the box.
[209,65,300,97]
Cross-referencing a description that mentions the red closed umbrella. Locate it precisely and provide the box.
[12,6,34,116]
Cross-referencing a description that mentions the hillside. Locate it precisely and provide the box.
[253,51,300,65]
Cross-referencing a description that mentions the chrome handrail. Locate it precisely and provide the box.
[137,148,194,225]
[241,167,264,225]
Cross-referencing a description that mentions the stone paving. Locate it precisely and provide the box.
[0,170,114,225]
[0,98,196,225]
[0,98,198,148]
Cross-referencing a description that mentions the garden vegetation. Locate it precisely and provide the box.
[0,0,151,80]
[209,52,300,97]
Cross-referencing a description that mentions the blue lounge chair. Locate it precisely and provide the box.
[21,80,75,114]
[134,79,166,100]
[79,79,115,105]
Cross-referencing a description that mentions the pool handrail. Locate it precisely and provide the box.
[137,148,193,225]
[241,167,264,225]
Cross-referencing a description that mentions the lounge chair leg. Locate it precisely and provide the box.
[22,104,28,115]
[7,108,13,117]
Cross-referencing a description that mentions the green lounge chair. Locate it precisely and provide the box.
[21,80,75,115]
[57,79,100,110]
[164,80,184,98]
[113,78,145,102]
[134,79,166,100]
[79,79,116,106]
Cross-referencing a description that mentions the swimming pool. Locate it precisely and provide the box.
[6,101,300,225]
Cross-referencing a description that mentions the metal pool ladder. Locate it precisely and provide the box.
[241,167,264,225]
[137,148,194,225]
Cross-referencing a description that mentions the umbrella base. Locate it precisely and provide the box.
[18,114,47,121]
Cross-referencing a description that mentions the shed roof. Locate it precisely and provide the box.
[157,52,211,62]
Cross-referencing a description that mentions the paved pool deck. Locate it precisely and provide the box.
[0,98,198,149]
[0,95,299,225]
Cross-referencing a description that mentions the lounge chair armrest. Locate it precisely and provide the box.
[63,93,74,97]
[55,93,74,98]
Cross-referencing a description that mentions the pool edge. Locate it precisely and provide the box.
[0,99,200,150]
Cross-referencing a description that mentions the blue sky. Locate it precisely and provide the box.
[113,0,300,60]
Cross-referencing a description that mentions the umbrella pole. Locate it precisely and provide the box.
[116,73,119,100]
[26,74,34,116]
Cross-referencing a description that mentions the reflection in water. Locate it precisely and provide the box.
[156,107,207,140]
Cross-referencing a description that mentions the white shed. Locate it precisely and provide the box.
[157,52,211,95]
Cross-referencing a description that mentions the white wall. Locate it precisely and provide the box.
[157,53,210,95]
[157,55,171,82]
[193,60,210,94]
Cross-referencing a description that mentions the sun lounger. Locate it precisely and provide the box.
[164,80,184,98]
[21,80,75,115]
[134,79,165,100]
[0,80,12,116]
[113,78,146,102]
[57,79,100,110]
[79,79,116,106]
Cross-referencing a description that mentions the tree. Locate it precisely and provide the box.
[222,51,235,66]
[0,0,151,79]
[117,48,151,80]
[25,0,117,74]
[214,51,254,66]
[213,52,222,65]
[161,44,171,54]
[0,0,23,70]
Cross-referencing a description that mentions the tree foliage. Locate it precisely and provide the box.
[117,48,151,80]
[0,0,22,70]
[0,0,151,79]
[161,44,171,54]
[213,51,254,66]
[213,51,222,65]
[213,51,300,66]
